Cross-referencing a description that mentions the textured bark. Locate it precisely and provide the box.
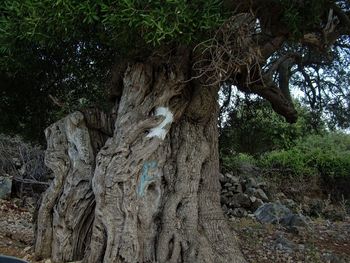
[35,110,112,261]
[35,50,246,263]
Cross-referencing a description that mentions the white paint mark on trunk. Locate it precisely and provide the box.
[146,107,173,140]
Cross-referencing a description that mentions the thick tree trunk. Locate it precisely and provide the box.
[35,49,246,263]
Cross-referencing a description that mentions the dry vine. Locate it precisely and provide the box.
[192,13,263,86]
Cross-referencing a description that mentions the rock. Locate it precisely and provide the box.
[225,173,239,183]
[233,193,251,208]
[245,187,256,196]
[280,214,309,232]
[0,177,12,199]
[254,202,292,224]
[227,208,234,216]
[238,163,259,177]
[281,199,297,211]
[228,201,238,208]
[251,198,264,211]
[249,196,256,203]
[274,234,296,253]
[220,195,230,205]
[322,252,347,263]
[223,191,233,197]
[223,182,233,188]
[24,246,31,252]
[219,173,226,183]
[245,177,257,189]
[288,214,308,228]
[255,188,269,202]
[232,208,248,218]
[228,183,243,193]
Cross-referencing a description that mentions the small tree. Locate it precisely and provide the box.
[1,0,350,262]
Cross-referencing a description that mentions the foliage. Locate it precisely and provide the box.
[1,0,350,143]
[219,96,325,156]
[0,42,113,142]
[0,0,227,142]
[291,45,350,130]
[0,0,225,62]
[259,133,350,178]
[221,152,256,173]
[278,0,327,38]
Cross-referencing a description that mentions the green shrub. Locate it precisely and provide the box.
[259,133,350,178]
[219,99,325,156]
[221,153,256,172]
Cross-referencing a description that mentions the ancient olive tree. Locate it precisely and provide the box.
[1,0,350,262]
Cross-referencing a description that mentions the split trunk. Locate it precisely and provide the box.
[35,50,246,263]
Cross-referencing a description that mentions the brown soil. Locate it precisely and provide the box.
[1,198,349,263]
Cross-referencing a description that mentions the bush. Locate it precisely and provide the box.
[0,134,50,197]
[259,133,350,178]
[221,153,256,173]
[219,98,325,156]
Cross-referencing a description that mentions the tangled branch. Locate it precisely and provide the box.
[193,13,263,86]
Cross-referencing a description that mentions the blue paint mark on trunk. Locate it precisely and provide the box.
[137,161,158,197]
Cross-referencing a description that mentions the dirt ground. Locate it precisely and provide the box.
[0,198,349,263]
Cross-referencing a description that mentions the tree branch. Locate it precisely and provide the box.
[236,74,297,123]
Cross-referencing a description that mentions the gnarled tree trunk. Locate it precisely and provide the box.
[35,49,246,263]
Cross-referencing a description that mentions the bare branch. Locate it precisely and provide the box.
[48,94,64,107]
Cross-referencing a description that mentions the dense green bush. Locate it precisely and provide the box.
[259,133,350,178]
[219,98,325,155]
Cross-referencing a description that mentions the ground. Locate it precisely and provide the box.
[0,198,349,263]
[231,216,350,263]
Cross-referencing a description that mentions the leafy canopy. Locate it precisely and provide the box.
[1,0,350,142]
[1,0,225,62]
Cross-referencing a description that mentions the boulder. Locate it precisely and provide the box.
[255,202,309,231]
[254,202,292,224]
[280,214,308,229]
